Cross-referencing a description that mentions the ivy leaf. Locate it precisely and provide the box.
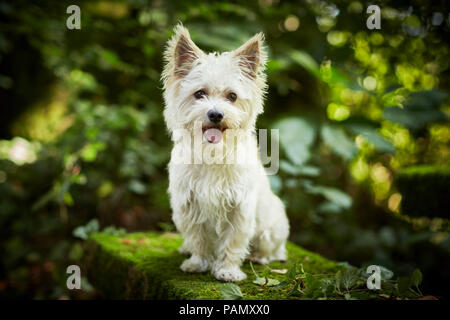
[128,180,147,195]
[273,280,288,289]
[321,124,357,160]
[253,277,280,287]
[344,120,395,154]
[336,268,360,291]
[287,263,297,281]
[303,274,323,299]
[273,117,317,166]
[279,160,321,177]
[397,276,411,295]
[303,182,352,209]
[320,278,335,298]
[411,269,423,288]
[250,262,279,287]
[288,280,302,296]
[220,283,243,300]
[290,50,320,77]
[72,219,99,240]
[359,130,396,154]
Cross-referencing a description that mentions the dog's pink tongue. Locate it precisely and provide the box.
[204,128,222,144]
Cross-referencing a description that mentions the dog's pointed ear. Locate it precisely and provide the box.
[163,24,203,79]
[233,32,267,79]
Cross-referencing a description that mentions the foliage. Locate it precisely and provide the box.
[225,261,425,300]
[0,0,449,299]
[220,283,243,300]
[268,262,423,300]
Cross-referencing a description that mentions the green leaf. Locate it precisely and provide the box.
[220,283,243,300]
[72,219,99,240]
[63,192,74,206]
[128,180,147,194]
[287,263,298,281]
[268,175,282,193]
[317,201,344,214]
[273,117,317,165]
[252,277,280,287]
[404,90,447,110]
[344,120,395,154]
[383,107,448,130]
[383,90,448,130]
[341,116,380,131]
[397,276,411,295]
[303,274,323,299]
[102,226,126,236]
[359,130,395,154]
[336,268,360,291]
[321,124,357,160]
[410,269,423,288]
[303,183,352,209]
[81,142,105,162]
[280,160,321,177]
[250,262,280,287]
[273,281,288,289]
[320,278,335,298]
[288,281,302,296]
[290,50,319,77]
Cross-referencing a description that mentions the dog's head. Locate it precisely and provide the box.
[161,24,267,144]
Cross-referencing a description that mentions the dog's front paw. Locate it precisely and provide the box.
[180,255,209,273]
[213,266,247,282]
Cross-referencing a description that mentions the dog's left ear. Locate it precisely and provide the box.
[163,24,204,81]
[233,33,267,80]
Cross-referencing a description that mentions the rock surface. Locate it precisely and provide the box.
[84,232,342,299]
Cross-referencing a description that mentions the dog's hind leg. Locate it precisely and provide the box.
[250,229,287,264]
[177,239,192,255]
[250,193,289,264]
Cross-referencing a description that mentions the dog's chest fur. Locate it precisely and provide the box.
[172,163,248,211]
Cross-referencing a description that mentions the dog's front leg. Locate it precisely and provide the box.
[212,201,256,282]
[179,223,211,273]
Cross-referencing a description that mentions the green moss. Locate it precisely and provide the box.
[84,232,343,300]
[396,165,450,218]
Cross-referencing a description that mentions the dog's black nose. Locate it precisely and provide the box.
[207,110,224,123]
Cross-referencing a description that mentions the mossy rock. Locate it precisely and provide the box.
[84,232,342,299]
[396,165,450,218]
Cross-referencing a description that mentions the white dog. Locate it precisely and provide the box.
[161,24,289,282]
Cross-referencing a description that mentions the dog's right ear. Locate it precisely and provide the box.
[162,24,203,81]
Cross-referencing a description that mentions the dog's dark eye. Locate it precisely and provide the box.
[194,90,206,99]
[227,92,237,102]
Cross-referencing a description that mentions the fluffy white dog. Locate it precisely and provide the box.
[161,24,289,282]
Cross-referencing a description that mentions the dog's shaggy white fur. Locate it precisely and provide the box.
[161,25,289,282]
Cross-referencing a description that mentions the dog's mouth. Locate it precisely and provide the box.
[202,125,227,144]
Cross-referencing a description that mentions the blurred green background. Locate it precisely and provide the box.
[0,0,449,299]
